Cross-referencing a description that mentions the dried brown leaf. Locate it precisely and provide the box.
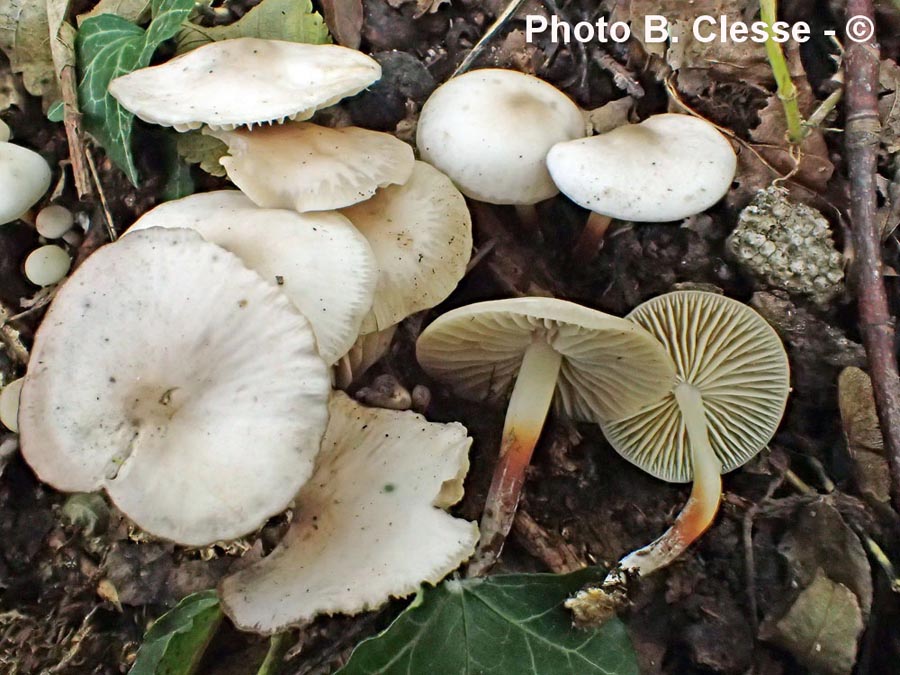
[879,59,900,154]
[760,569,863,675]
[0,0,59,101]
[838,367,892,504]
[320,0,363,49]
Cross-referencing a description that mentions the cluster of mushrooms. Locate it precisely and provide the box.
[2,36,792,632]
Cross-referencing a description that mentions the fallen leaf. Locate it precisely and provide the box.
[0,0,59,101]
[879,59,900,155]
[838,367,891,504]
[338,568,639,675]
[760,569,863,675]
[320,0,362,49]
[0,60,25,114]
[617,0,770,96]
[777,501,873,620]
[175,0,330,54]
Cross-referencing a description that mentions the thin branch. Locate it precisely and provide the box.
[845,0,900,513]
[452,0,527,76]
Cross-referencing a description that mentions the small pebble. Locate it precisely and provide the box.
[0,119,9,143]
[36,204,74,239]
[25,245,71,286]
[0,378,23,432]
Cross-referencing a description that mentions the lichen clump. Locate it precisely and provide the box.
[727,187,844,306]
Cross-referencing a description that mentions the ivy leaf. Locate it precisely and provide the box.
[175,0,330,54]
[76,0,193,185]
[129,590,223,675]
[338,568,639,675]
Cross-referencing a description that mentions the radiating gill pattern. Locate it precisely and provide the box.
[601,291,790,483]
[417,298,675,423]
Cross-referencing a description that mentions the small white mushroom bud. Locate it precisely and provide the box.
[36,205,75,239]
[0,378,23,432]
[24,245,71,286]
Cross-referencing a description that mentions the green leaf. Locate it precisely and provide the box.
[47,100,65,122]
[175,0,330,54]
[338,568,639,675]
[130,590,223,675]
[76,0,194,185]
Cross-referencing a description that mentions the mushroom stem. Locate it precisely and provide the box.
[566,383,722,625]
[572,213,612,265]
[618,384,722,576]
[468,337,562,576]
[514,204,541,237]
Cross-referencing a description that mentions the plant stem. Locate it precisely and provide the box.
[845,0,900,514]
[759,0,805,144]
[257,632,289,675]
[468,338,562,576]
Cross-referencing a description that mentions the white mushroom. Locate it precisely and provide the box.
[567,291,789,625]
[36,204,74,239]
[547,113,737,222]
[18,228,331,546]
[417,69,586,206]
[127,191,376,365]
[0,120,9,143]
[109,38,382,131]
[209,122,415,212]
[220,392,478,633]
[342,161,472,334]
[24,245,71,286]
[0,141,52,225]
[417,297,675,575]
[0,378,23,432]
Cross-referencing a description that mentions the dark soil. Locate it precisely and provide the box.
[2,1,900,674]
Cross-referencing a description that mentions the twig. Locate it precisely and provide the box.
[511,510,585,574]
[45,0,92,199]
[845,0,900,514]
[452,0,527,76]
[759,0,804,144]
[742,473,785,635]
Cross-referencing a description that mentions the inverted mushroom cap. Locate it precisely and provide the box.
[342,161,472,334]
[416,68,586,205]
[127,191,376,365]
[209,122,415,212]
[19,228,331,545]
[547,113,737,222]
[0,142,52,225]
[220,392,478,633]
[416,297,675,422]
[600,291,790,483]
[109,38,382,131]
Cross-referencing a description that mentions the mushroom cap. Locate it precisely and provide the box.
[24,244,72,287]
[416,68,586,205]
[547,113,737,222]
[600,291,790,483]
[19,228,331,545]
[0,142,52,225]
[416,297,676,422]
[127,191,376,365]
[0,120,9,143]
[209,122,415,212]
[219,392,478,633]
[0,378,23,432]
[108,38,382,131]
[342,161,472,334]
